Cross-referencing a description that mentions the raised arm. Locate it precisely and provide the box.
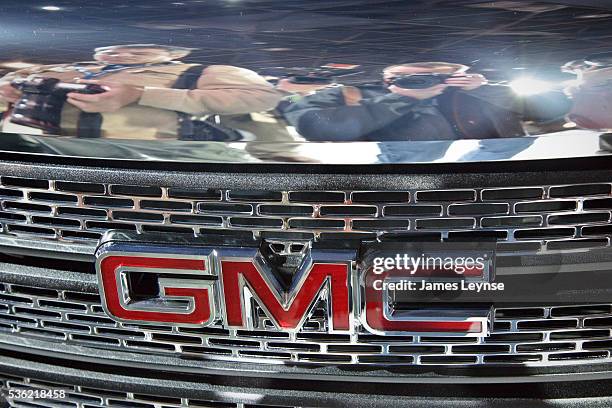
[138,65,284,115]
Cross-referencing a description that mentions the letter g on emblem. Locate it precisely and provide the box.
[96,245,218,326]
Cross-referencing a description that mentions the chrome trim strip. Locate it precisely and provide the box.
[0,131,608,165]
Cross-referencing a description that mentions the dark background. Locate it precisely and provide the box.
[0,0,611,82]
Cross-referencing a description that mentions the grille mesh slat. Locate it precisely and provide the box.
[0,177,608,252]
[0,177,610,368]
[1,282,612,366]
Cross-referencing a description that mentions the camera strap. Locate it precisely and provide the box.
[174,65,205,140]
[172,64,206,90]
[77,112,103,138]
[172,65,241,141]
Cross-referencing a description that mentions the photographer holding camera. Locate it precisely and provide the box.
[282,61,534,141]
[0,44,283,140]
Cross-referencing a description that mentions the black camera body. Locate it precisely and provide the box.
[10,77,106,134]
[261,64,363,85]
[389,73,452,89]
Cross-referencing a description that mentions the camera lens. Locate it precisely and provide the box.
[392,74,445,89]
[9,78,68,134]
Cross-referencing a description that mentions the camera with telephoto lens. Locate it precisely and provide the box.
[389,73,452,89]
[9,77,106,134]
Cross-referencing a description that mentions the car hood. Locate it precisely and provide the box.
[0,0,610,164]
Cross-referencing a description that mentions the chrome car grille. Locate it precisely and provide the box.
[0,375,296,408]
[0,175,610,368]
[2,281,612,366]
[0,176,610,253]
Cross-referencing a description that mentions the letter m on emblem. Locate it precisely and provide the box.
[220,252,352,333]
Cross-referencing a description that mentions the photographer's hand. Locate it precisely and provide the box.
[445,73,487,91]
[67,80,143,113]
[0,83,22,103]
[388,84,448,100]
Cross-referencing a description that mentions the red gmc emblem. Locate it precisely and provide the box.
[95,236,493,336]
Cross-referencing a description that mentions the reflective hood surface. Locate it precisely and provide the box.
[0,0,610,164]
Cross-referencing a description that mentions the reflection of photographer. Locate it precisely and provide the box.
[283,62,538,141]
[0,44,283,139]
[564,52,612,130]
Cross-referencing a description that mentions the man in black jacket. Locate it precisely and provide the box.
[282,62,564,142]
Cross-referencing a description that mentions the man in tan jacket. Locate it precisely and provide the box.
[0,44,283,139]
